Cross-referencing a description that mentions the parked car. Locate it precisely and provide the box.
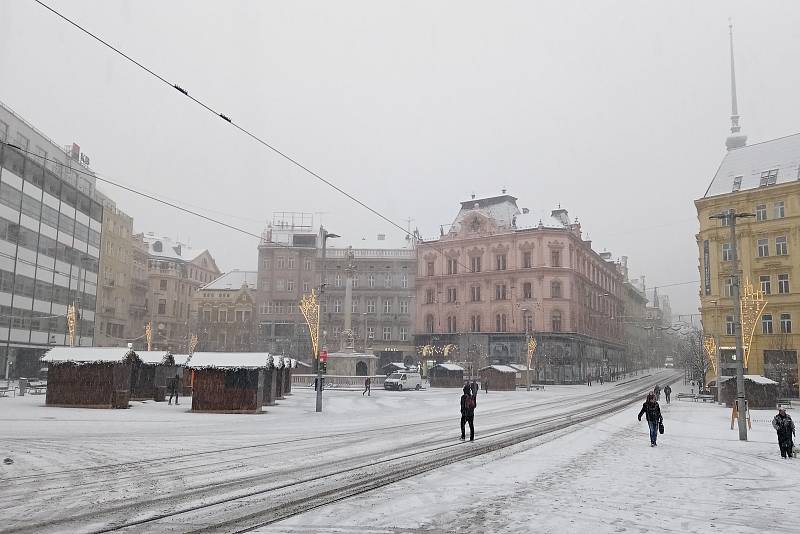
[384,371,423,391]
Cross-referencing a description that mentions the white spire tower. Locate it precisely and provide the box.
[726,19,747,151]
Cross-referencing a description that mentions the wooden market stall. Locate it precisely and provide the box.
[429,363,465,388]
[130,351,176,401]
[187,352,271,413]
[719,374,779,409]
[478,365,519,391]
[42,347,141,408]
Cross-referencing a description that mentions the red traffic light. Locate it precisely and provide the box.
[320,350,328,362]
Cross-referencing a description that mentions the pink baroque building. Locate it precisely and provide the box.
[415,193,626,384]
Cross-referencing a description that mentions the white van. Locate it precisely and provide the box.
[384,371,423,391]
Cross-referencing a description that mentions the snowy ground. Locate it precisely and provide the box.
[261,381,799,534]
[1,371,794,533]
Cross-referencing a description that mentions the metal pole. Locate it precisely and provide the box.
[728,211,748,440]
[76,257,84,346]
[524,312,530,392]
[316,229,328,413]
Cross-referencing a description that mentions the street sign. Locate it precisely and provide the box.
[320,350,328,362]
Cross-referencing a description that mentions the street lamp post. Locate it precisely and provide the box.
[522,308,531,391]
[316,227,339,413]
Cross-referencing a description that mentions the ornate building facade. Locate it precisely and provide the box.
[414,193,625,384]
[193,270,257,352]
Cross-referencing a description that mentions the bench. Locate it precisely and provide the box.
[676,393,714,402]
[27,381,47,395]
[0,382,16,398]
[777,399,793,409]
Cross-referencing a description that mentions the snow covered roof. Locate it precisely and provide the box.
[202,270,258,290]
[142,233,208,262]
[435,363,464,371]
[173,354,192,366]
[718,374,778,385]
[447,194,571,238]
[508,364,530,372]
[481,365,518,374]
[136,351,174,365]
[704,133,800,197]
[42,347,137,364]
[186,352,272,370]
[383,362,408,368]
[326,352,379,360]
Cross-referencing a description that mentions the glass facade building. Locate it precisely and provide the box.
[0,102,103,378]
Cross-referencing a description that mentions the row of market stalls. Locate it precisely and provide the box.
[427,363,531,390]
[41,348,296,413]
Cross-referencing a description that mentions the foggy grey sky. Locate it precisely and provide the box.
[2,1,800,317]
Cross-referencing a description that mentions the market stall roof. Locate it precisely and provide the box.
[186,352,272,370]
[435,363,465,371]
[173,354,192,366]
[42,347,137,364]
[480,365,518,373]
[136,350,174,365]
[718,374,778,385]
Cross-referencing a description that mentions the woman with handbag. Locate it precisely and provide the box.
[637,393,663,447]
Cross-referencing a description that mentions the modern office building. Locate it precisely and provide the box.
[0,101,103,377]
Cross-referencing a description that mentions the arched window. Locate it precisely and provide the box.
[551,280,562,298]
[425,314,435,333]
[552,310,562,332]
[355,361,368,376]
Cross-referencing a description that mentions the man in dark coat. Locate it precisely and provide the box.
[653,385,661,401]
[772,407,796,458]
[362,377,371,396]
[167,373,179,405]
[470,380,479,397]
[637,393,663,446]
[460,384,476,441]
[663,384,672,404]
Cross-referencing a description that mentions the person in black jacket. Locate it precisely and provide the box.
[460,384,476,441]
[637,393,663,446]
[167,373,179,405]
[663,384,672,404]
[772,407,796,458]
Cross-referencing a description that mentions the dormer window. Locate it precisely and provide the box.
[732,175,743,192]
[759,169,778,187]
[152,241,162,253]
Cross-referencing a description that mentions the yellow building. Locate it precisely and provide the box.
[696,132,800,397]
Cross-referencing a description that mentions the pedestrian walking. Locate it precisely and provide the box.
[637,393,663,447]
[460,384,476,441]
[587,374,592,387]
[653,385,661,401]
[663,384,672,404]
[168,373,180,405]
[362,377,371,396]
[772,407,796,459]
[470,380,479,397]
[484,379,489,394]
[599,375,604,385]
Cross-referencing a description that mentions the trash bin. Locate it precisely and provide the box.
[18,378,28,397]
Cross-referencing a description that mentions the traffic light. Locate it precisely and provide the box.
[320,361,327,374]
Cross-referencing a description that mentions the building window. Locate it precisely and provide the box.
[495,314,507,332]
[776,236,788,256]
[524,314,534,332]
[760,275,771,295]
[385,273,392,288]
[352,298,359,313]
[732,175,743,192]
[425,314,435,333]
[778,274,790,294]
[446,287,457,303]
[726,315,735,335]
[366,326,375,340]
[400,327,408,341]
[447,258,458,275]
[722,243,733,261]
[495,254,507,271]
[158,299,166,315]
[368,273,375,287]
[303,281,310,292]
[551,250,561,267]
[470,256,482,273]
[160,279,168,290]
[757,239,769,258]
[523,282,532,299]
[756,204,767,221]
[263,258,271,270]
[446,316,457,333]
[287,256,295,269]
[721,208,733,226]
[384,299,392,313]
[399,299,409,314]
[334,299,342,313]
[219,309,228,322]
[401,273,408,288]
[724,277,734,297]
[276,257,285,269]
[367,299,376,313]
[495,284,508,300]
[426,262,435,277]
[425,288,435,304]
[762,313,774,334]
[335,273,342,288]
[287,279,295,291]
[470,285,481,302]
[759,169,778,186]
[551,281,562,298]
[383,326,392,340]
[304,258,312,270]
[774,200,785,219]
[551,311,562,332]
[352,274,359,288]
[781,313,792,334]
[203,309,211,321]
[523,251,532,268]
[276,279,286,291]
[471,314,482,332]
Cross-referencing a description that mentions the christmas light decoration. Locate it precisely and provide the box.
[67,303,77,347]
[703,335,718,375]
[739,278,767,367]
[299,290,321,359]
